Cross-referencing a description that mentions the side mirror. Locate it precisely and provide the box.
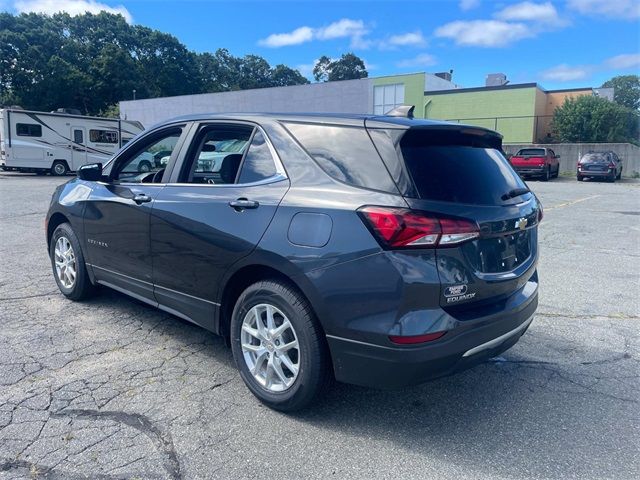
[77,163,103,182]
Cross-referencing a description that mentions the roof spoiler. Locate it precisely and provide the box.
[385,105,415,119]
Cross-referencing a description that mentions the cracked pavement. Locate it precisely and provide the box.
[0,172,638,479]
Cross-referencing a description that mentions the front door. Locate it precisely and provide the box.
[71,126,87,170]
[150,123,289,330]
[83,125,186,301]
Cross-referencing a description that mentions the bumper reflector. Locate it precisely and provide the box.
[389,331,447,345]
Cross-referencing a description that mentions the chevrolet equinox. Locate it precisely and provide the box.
[46,108,541,411]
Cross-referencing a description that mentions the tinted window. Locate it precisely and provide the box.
[516,148,545,156]
[73,129,83,144]
[238,131,277,184]
[581,153,607,162]
[16,123,42,137]
[181,125,252,184]
[90,129,118,144]
[400,129,527,205]
[115,128,182,182]
[285,123,397,193]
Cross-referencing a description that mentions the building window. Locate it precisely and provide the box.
[373,84,405,115]
[16,123,42,137]
[90,129,118,144]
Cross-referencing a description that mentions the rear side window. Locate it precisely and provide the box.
[90,129,118,144]
[285,123,397,193]
[16,123,42,137]
[237,131,277,184]
[400,129,527,205]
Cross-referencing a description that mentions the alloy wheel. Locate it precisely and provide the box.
[240,303,300,392]
[54,236,76,289]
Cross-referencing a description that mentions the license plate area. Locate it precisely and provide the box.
[463,230,531,273]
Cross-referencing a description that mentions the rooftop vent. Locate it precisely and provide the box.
[486,73,508,87]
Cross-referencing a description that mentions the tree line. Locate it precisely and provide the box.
[0,12,368,116]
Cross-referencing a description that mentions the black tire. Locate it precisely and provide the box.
[50,223,94,301]
[553,165,560,178]
[616,169,622,180]
[577,175,584,182]
[138,160,152,173]
[51,160,69,176]
[230,280,332,412]
[608,173,616,183]
[542,166,550,181]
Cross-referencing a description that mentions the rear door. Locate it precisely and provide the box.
[150,122,289,330]
[393,127,541,307]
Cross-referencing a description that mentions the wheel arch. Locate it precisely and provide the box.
[217,260,325,346]
[47,212,70,248]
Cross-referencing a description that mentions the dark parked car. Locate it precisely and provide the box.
[577,151,623,182]
[509,147,560,181]
[46,111,541,411]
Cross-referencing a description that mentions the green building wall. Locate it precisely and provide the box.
[423,86,542,143]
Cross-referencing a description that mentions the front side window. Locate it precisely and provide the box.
[114,128,182,182]
[16,123,42,137]
[90,129,118,144]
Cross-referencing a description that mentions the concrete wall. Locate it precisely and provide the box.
[120,78,373,127]
[423,86,540,143]
[503,143,640,177]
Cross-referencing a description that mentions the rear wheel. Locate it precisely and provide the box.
[577,175,584,182]
[230,280,331,411]
[138,160,152,173]
[616,169,622,180]
[608,172,616,183]
[553,165,560,178]
[51,160,68,176]
[50,223,94,300]
[542,166,550,181]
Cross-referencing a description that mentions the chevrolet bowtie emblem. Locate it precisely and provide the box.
[515,217,528,231]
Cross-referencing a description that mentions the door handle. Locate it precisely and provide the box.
[133,193,152,204]
[229,198,259,211]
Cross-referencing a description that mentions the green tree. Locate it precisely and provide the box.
[313,53,368,82]
[270,64,309,87]
[602,75,640,110]
[552,95,639,144]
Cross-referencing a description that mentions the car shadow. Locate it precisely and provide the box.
[80,288,636,478]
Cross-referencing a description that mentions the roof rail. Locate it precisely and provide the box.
[385,105,415,119]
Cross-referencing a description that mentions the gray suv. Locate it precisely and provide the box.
[46,109,541,411]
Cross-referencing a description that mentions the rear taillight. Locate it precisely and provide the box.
[358,206,479,249]
[608,163,615,169]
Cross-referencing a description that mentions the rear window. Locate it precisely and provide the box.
[516,148,545,156]
[400,129,527,205]
[581,153,608,162]
[284,123,397,193]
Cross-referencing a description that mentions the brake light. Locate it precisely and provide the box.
[608,163,615,168]
[358,206,479,249]
[389,331,447,345]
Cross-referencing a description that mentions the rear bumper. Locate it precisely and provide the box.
[513,166,545,176]
[577,169,612,177]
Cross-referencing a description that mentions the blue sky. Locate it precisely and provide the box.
[4,0,640,89]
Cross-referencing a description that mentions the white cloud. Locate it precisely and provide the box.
[385,31,427,48]
[496,2,564,24]
[567,0,640,19]
[435,20,533,47]
[605,53,640,70]
[14,0,133,23]
[258,18,368,48]
[540,64,592,81]
[258,26,314,47]
[459,0,481,11]
[397,53,438,68]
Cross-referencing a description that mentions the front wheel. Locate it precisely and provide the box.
[51,161,69,176]
[230,280,332,411]
[50,223,94,301]
[577,175,584,182]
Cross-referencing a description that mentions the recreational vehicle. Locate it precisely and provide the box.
[0,108,144,175]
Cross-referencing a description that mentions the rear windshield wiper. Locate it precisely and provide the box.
[501,187,530,201]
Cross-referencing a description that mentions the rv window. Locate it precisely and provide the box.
[90,129,118,144]
[16,124,42,137]
[73,130,84,144]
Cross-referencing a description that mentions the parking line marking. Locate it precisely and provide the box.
[545,195,601,212]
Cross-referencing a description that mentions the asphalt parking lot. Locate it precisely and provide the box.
[0,172,638,479]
